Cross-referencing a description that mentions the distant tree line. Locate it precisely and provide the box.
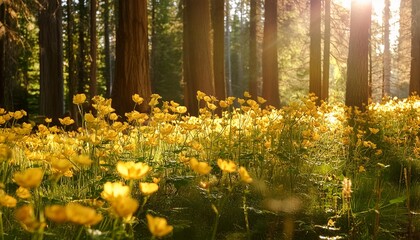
[0,0,419,119]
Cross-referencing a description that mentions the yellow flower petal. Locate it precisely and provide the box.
[147,214,173,237]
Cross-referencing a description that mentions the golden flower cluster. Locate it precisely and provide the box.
[3,91,420,238]
[44,202,102,226]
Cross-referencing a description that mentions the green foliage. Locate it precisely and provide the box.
[149,0,183,103]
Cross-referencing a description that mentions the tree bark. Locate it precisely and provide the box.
[0,3,5,108]
[322,0,330,101]
[112,0,151,115]
[103,0,112,98]
[89,0,97,98]
[183,0,214,115]
[262,0,280,107]
[409,0,420,94]
[225,0,232,97]
[345,0,371,110]
[77,0,86,94]
[309,0,322,104]
[66,0,77,123]
[212,0,226,100]
[39,0,64,119]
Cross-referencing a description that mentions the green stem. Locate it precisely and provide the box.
[112,218,120,240]
[242,192,251,240]
[0,210,4,240]
[210,212,220,240]
[75,226,84,240]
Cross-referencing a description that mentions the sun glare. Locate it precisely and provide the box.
[335,0,399,21]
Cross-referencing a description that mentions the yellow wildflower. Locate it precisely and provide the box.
[257,96,267,104]
[14,168,43,189]
[111,196,139,219]
[149,96,161,107]
[16,187,31,199]
[207,102,217,111]
[176,106,187,114]
[0,190,17,207]
[238,167,253,184]
[170,101,180,107]
[73,93,87,105]
[327,219,335,227]
[132,94,144,104]
[73,154,93,166]
[219,100,229,108]
[45,205,68,223]
[109,113,118,121]
[117,161,151,180]
[196,91,206,100]
[15,205,43,232]
[13,110,26,120]
[65,203,102,226]
[0,144,11,162]
[139,182,159,196]
[264,141,271,149]
[369,127,380,134]
[84,112,96,123]
[217,159,236,173]
[101,182,130,202]
[190,158,212,175]
[51,157,73,173]
[147,214,173,238]
[59,117,75,126]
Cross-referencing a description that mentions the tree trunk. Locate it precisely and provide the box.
[39,0,64,119]
[345,0,371,110]
[89,0,97,98]
[322,0,330,101]
[103,0,112,98]
[262,0,280,107]
[0,3,5,108]
[382,0,391,97]
[309,0,322,104]
[183,0,214,115]
[410,0,420,94]
[212,0,226,100]
[77,0,86,94]
[66,0,78,123]
[249,0,259,98]
[225,0,232,97]
[112,0,151,115]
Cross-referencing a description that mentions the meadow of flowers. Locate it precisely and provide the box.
[0,92,419,239]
